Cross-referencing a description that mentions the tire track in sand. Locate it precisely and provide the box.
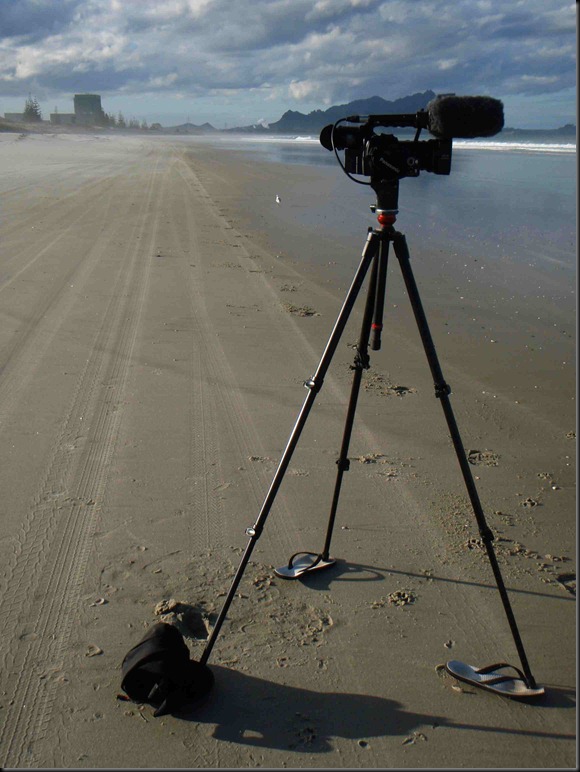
[0,172,141,434]
[0,157,140,287]
[173,157,306,557]
[163,159,227,553]
[0,150,168,768]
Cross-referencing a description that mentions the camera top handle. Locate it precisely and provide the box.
[319,109,430,153]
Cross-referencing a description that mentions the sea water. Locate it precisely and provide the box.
[221,134,576,367]
[171,130,575,429]
[180,132,575,334]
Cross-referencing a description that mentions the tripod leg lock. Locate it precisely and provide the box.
[304,377,322,393]
[434,382,452,398]
[336,458,350,472]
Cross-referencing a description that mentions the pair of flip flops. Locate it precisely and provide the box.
[445,660,545,699]
[274,551,336,579]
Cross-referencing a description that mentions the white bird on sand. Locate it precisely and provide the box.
[275,194,281,204]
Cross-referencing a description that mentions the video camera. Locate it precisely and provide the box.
[318,94,504,215]
[320,95,503,181]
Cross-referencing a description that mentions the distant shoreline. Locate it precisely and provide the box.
[1,117,575,145]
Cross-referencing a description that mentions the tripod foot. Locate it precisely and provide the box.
[274,551,336,579]
[444,660,544,699]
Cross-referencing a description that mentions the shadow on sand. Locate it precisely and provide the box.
[293,558,575,605]
[174,665,575,752]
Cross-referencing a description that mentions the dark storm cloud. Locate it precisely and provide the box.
[119,0,383,50]
[0,0,82,44]
[0,0,575,110]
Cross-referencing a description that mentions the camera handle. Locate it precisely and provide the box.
[199,216,539,693]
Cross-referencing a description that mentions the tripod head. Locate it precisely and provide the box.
[319,94,504,222]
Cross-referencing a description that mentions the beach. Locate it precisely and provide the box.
[0,130,575,768]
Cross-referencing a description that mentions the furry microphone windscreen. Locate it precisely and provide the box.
[427,95,504,139]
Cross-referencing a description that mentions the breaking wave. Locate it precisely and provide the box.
[229,133,575,155]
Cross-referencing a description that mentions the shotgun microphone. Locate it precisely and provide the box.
[426,95,504,139]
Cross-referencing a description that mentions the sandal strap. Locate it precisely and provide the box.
[480,674,525,687]
[288,551,321,569]
[475,662,526,681]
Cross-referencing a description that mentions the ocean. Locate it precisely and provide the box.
[180,131,576,394]
[207,133,576,290]
[173,130,575,367]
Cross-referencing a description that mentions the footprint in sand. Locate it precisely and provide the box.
[363,372,416,397]
[283,303,320,317]
[467,449,499,466]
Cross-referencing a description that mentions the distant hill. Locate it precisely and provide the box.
[228,91,436,134]
[500,123,576,141]
[163,122,217,134]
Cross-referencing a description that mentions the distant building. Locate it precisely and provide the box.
[73,94,105,125]
[50,113,76,125]
[3,113,25,122]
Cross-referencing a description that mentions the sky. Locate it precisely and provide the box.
[0,0,576,130]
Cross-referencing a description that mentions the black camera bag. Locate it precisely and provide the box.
[120,622,213,717]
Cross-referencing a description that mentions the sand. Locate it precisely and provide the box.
[0,131,575,769]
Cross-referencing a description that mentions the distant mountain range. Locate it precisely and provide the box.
[499,123,576,140]
[227,90,437,134]
[6,91,569,140]
[162,90,576,142]
[162,121,218,134]
[1,89,575,140]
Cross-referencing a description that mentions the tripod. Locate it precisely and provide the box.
[198,198,540,694]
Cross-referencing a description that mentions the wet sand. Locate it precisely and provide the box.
[0,132,575,768]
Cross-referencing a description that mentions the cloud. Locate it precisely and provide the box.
[12,30,127,80]
[0,0,83,43]
[0,0,575,120]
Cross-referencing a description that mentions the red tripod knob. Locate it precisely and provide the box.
[377,212,397,226]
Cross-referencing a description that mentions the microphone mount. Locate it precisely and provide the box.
[341,109,431,136]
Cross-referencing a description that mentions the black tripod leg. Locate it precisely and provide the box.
[200,228,382,666]
[370,236,389,351]
[321,236,390,561]
[392,230,537,688]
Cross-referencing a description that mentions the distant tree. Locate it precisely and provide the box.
[141,119,148,130]
[106,112,116,127]
[32,96,42,120]
[128,117,140,129]
[95,110,109,127]
[117,111,126,128]
[23,95,42,122]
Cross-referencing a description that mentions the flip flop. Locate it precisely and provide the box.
[274,551,336,579]
[445,660,545,699]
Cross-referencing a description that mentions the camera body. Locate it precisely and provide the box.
[345,133,452,179]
